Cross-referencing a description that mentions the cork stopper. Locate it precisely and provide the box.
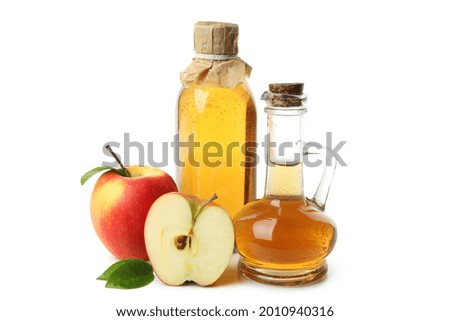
[266,83,305,107]
[194,21,239,55]
[269,83,304,95]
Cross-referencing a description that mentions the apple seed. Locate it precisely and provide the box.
[176,235,188,250]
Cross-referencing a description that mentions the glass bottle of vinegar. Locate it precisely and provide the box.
[177,22,256,218]
[234,83,337,286]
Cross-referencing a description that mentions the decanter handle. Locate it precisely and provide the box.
[305,146,337,210]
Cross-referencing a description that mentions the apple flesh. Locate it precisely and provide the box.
[90,166,177,260]
[144,193,234,286]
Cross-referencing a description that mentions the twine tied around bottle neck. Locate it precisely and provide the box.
[194,53,238,60]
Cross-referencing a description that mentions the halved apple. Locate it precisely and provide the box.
[144,193,234,286]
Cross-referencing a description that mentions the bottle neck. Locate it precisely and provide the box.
[264,109,306,199]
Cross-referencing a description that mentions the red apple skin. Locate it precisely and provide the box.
[90,166,177,259]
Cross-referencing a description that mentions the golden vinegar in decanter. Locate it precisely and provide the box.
[235,164,337,271]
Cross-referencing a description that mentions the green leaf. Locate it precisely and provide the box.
[104,260,154,289]
[80,166,127,185]
[96,259,139,281]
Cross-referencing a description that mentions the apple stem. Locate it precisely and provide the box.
[105,145,131,177]
[198,193,218,212]
[193,193,218,222]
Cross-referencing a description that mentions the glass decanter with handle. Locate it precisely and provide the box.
[234,83,337,286]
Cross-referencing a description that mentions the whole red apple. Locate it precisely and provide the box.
[90,165,177,259]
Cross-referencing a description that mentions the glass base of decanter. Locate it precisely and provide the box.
[238,259,328,286]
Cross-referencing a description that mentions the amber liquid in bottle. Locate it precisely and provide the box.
[178,82,256,218]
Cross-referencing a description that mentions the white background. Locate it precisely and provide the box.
[1,0,449,320]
